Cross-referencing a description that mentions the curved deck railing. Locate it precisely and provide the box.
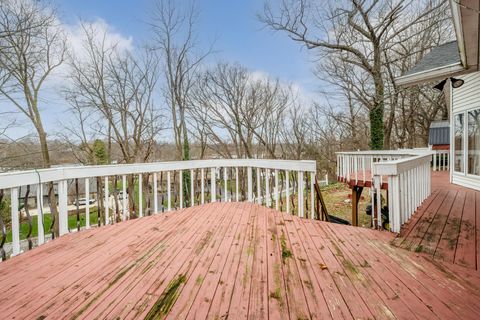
[0,159,318,259]
[337,149,433,233]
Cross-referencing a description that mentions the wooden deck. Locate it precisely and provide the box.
[394,171,480,270]
[1,202,480,319]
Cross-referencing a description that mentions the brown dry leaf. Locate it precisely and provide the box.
[319,263,328,270]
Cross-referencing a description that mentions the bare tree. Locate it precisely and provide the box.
[0,0,66,166]
[189,62,291,159]
[0,0,66,236]
[260,0,448,150]
[150,0,210,161]
[67,23,163,218]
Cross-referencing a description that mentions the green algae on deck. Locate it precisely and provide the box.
[280,232,292,263]
[144,274,187,320]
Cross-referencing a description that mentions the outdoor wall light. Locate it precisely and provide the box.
[450,77,465,88]
[433,79,447,91]
[433,77,465,91]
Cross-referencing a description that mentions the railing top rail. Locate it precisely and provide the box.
[372,154,432,176]
[336,148,433,156]
[0,159,316,189]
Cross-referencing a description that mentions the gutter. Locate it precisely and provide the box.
[396,62,465,86]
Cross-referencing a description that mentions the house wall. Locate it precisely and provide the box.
[451,71,480,190]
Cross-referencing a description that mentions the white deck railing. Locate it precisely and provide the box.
[337,149,433,233]
[0,159,317,259]
[432,149,449,171]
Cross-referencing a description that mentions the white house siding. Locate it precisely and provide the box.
[451,71,480,190]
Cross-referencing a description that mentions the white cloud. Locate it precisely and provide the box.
[65,18,134,60]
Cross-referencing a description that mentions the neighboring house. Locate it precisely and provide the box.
[396,0,480,191]
[428,120,450,150]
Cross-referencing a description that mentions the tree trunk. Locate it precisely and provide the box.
[370,77,385,150]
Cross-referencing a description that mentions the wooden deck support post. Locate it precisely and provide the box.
[351,186,364,227]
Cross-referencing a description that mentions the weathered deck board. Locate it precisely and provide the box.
[1,201,480,319]
[395,171,479,270]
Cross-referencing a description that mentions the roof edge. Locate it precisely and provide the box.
[396,62,465,86]
[449,0,467,68]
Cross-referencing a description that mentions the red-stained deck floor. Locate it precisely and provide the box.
[394,171,480,270]
[1,202,480,319]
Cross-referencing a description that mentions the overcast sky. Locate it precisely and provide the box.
[4,0,320,140]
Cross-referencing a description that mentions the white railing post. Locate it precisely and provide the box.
[265,169,271,207]
[392,176,401,232]
[85,178,90,229]
[374,176,381,229]
[201,168,205,204]
[37,184,45,245]
[211,167,216,203]
[247,167,253,202]
[190,169,194,207]
[298,171,304,218]
[167,171,171,211]
[235,167,239,202]
[11,187,20,256]
[153,172,158,214]
[256,168,261,205]
[104,177,109,224]
[59,180,69,236]
[122,175,127,220]
[180,170,183,209]
[310,171,315,219]
[286,170,290,214]
[274,169,279,211]
[223,168,228,202]
[138,174,143,217]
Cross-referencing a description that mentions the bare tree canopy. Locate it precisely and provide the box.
[0,0,66,167]
[260,0,451,150]
[66,22,163,164]
[189,62,293,159]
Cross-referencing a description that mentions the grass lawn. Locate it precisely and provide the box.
[320,183,372,227]
[6,210,100,243]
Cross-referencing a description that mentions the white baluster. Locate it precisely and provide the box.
[122,175,127,220]
[190,169,194,207]
[274,169,279,211]
[265,169,270,207]
[59,180,69,235]
[180,170,183,209]
[153,172,158,214]
[201,168,205,204]
[211,167,216,202]
[138,174,143,217]
[85,178,90,229]
[37,183,45,244]
[104,176,109,224]
[247,167,253,202]
[11,187,20,256]
[310,171,315,219]
[224,168,228,202]
[298,171,304,218]
[235,167,239,202]
[257,168,261,205]
[167,171,171,211]
[286,170,290,214]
